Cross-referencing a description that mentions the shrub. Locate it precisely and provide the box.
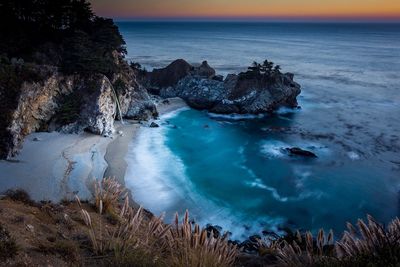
[166,210,238,267]
[4,189,34,205]
[255,215,400,267]
[113,78,127,94]
[94,177,127,215]
[335,215,400,267]
[270,229,336,266]
[0,224,18,260]
[55,92,82,125]
[36,239,79,262]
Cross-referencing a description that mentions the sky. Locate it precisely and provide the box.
[89,0,400,21]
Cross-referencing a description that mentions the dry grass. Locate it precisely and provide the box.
[77,179,239,267]
[3,180,399,267]
[335,215,400,266]
[270,229,335,266]
[257,215,400,267]
[166,210,238,267]
[94,177,126,214]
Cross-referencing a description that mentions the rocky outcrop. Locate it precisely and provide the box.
[124,84,158,120]
[146,59,301,114]
[72,74,117,136]
[146,59,217,94]
[286,147,318,158]
[147,59,194,91]
[112,59,158,120]
[0,59,157,159]
[2,68,115,158]
[2,66,75,158]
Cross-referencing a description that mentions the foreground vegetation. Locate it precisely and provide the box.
[1,178,399,266]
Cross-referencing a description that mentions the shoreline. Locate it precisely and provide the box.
[0,97,187,202]
[104,97,188,184]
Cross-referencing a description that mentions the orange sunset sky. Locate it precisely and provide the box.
[89,0,400,20]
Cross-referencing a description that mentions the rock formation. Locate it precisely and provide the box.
[145,59,301,114]
[1,56,300,159]
[0,58,157,159]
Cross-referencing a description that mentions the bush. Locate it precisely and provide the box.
[54,92,82,125]
[0,224,18,260]
[335,216,400,267]
[36,239,79,262]
[4,189,34,206]
[113,78,128,94]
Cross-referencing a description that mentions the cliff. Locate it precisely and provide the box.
[0,0,157,159]
[0,58,156,159]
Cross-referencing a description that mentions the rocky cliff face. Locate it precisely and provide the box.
[146,59,301,114]
[112,58,158,120]
[5,66,76,158]
[0,59,157,159]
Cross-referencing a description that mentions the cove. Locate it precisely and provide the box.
[125,106,399,240]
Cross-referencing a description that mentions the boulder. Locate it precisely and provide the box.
[193,61,216,78]
[124,84,158,121]
[112,59,158,121]
[149,122,159,128]
[148,59,193,90]
[286,147,317,158]
[205,224,223,238]
[212,75,224,82]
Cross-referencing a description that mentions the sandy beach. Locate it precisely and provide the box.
[0,97,187,202]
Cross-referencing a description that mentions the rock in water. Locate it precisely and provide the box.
[147,59,194,92]
[149,122,159,128]
[193,61,216,78]
[286,147,318,158]
[146,59,301,114]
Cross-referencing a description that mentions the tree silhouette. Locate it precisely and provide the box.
[0,0,126,77]
[248,61,262,74]
[273,65,281,74]
[243,59,282,79]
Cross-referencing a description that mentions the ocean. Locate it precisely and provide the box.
[118,22,400,239]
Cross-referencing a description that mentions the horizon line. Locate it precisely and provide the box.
[112,16,400,23]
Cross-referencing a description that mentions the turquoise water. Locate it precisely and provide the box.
[122,22,400,239]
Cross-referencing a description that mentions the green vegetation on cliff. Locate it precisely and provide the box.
[0,0,129,158]
[0,0,126,77]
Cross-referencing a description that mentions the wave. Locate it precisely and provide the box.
[347,151,361,160]
[245,178,325,203]
[260,140,331,159]
[207,112,266,120]
[125,109,287,240]
[260,140,289,158]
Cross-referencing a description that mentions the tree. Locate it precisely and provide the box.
[0,0,127,77]
[248,61,261,74]
[273,65,281,74]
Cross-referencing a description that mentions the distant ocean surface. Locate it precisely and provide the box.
[118,22,400,239]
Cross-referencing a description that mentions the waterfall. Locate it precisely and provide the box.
[111,86,124,125]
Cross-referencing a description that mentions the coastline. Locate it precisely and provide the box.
[0,97,187,202]
[104,97,188,185]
